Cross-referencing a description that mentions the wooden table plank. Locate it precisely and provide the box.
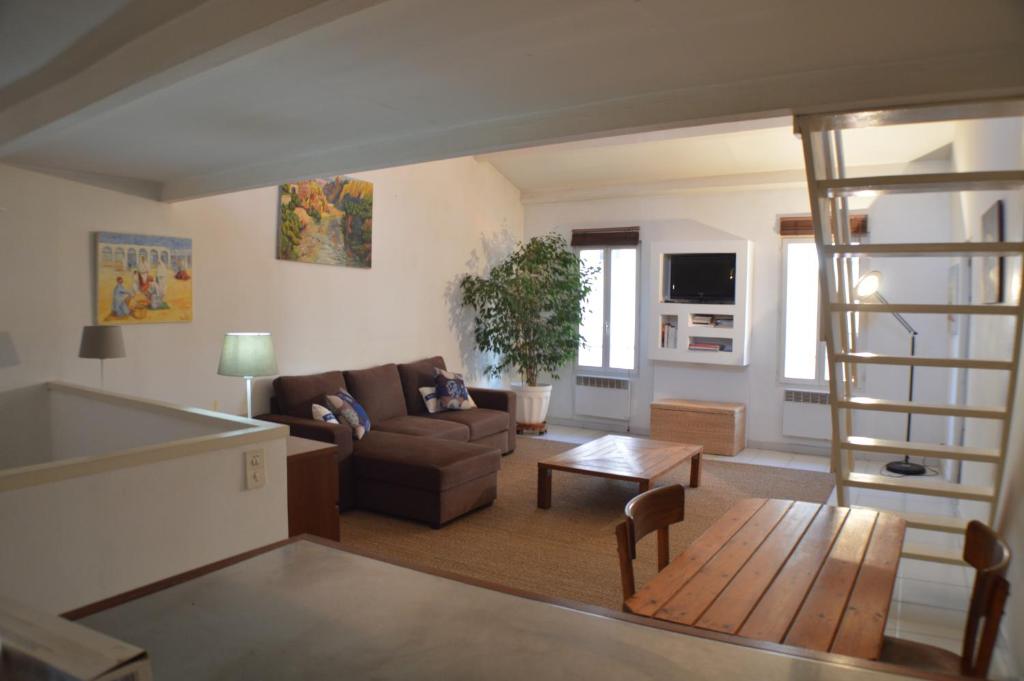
[739,505,850,643]
[626,498,766,617]
[783,508,879,651]
[653,500,794,625]
[830,513,906,659]
[695,501,822,634]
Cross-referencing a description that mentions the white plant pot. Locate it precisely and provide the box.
[512,383,552,428]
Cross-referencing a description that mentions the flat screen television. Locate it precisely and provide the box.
[664,253,736,304]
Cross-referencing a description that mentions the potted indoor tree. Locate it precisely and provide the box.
[460,233,597,432]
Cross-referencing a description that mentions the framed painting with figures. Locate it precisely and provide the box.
[96,232,193,325]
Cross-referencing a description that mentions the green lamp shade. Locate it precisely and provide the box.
[218,333,277,377]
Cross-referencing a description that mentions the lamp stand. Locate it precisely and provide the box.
[884,329,926,476]
[244,375,253,419]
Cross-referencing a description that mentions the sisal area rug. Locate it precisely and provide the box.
[337,437,835,610]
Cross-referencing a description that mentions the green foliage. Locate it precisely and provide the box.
[278,185,302,259]
[460,234,597,386]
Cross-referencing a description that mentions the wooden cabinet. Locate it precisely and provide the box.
[287,436,340,541]
[650,399,746,456]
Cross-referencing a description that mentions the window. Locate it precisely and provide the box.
[780,238,859,384]
[781,239,828,383]
[578,246,638,372]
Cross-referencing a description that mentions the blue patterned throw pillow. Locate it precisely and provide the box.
[325,390,371,439]
[433,368,477,411]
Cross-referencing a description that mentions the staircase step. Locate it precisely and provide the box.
[901,544,966,566]
[843,471,995,501]
[816,170,1024,197]
[851,506,968,534]
[841,436,1001,463]
[822,242,1024,258]
[837,398,1006,420]
[834,352,1012,370]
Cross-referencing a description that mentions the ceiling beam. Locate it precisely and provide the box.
[0,0,390,156]
[161,48,1024,201]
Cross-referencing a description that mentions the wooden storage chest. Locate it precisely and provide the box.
[650,399,746,456]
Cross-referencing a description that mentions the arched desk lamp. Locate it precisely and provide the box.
[853,271,926,476]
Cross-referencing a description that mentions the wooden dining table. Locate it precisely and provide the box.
[624,498,906,661]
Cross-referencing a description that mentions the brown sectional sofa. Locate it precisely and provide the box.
[257,356,516,527]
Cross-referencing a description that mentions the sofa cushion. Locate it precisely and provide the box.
[374,415,470,441]
[397,356,446,415]
[343,363,407,423]
[429,408,510,440]
[353,431,500,491]
[273,371,346,418]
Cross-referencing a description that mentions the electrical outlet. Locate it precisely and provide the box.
[244,449,265,490]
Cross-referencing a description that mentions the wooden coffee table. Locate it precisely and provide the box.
[537,435,702,509]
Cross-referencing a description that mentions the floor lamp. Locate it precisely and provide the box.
[853,271,926,476]
[218,332,278,419]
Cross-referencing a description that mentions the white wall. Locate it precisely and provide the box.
[523,180,953,452]
[950,116,1024,675]
[523,187,816,448]
[0,157,524,415]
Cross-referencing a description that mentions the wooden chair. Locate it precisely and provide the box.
[882,521,1011,678]
[615,484,685,602]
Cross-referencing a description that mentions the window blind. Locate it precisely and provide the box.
[779,214,867,237]
[570,226,640,247]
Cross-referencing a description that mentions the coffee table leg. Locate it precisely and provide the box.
[538,466,552,509]
[638,479,651,494]
[690,451,702,488]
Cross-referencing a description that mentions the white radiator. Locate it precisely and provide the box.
[574,375,631,420]
[781,389,831,440]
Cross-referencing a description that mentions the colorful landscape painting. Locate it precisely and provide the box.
[96,232,193,325]
[277,176,373,267]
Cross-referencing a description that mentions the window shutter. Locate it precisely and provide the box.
[779,214,867,237]
[570,226,640,247]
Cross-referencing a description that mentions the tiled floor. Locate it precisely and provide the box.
[532,425,1017,680]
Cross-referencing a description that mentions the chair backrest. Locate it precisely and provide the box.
[960,520,1011,678]
[615,485,685,602]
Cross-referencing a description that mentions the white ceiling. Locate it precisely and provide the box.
[0,0,132,89]
[480,119,957,198]
[0,0,1021,201]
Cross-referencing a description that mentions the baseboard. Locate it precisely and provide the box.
[746,439,830,457]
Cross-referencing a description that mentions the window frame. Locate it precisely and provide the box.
[779,237,830,387]
[575,244,641,377]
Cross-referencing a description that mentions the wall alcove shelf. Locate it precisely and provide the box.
[649,240,753,366]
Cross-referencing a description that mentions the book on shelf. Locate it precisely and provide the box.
[660,319,678,348]
[688,341,722,351]
[691,314,714,326]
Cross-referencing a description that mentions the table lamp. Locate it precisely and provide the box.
[79,325,126,387]
[853,271,925,476]
[218,332,277,418]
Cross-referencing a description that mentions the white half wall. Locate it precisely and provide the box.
[0,434,288,614]
[0,157,524,414]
